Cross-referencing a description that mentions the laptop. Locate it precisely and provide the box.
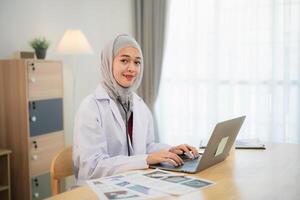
[150,116,246,173]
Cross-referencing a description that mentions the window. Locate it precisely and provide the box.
[155,0,300,146]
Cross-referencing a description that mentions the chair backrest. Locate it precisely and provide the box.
[50,146,73,195]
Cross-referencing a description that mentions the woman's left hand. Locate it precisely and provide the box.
[169,144,199,159]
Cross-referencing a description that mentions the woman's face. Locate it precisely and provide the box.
[112,47,141,88]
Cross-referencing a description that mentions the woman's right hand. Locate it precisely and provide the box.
[146,150,184,166]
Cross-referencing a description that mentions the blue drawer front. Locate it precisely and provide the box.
[29,98,63,136]
[31,173,51,200]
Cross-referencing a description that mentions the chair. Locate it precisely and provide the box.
[50,146,73,195]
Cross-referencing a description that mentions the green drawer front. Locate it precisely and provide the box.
[31,173,51,200]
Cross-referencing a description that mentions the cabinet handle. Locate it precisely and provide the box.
[30,77,36,83]
[32,155,38,160]
[31,116,37,122]
[33,192,39,198]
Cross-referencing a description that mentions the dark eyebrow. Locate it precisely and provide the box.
[120,55,130,58]
[120,54,141,60]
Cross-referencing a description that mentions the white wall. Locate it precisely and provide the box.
[0,0,134,145]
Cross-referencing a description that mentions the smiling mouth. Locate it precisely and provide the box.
[124,75,135,81]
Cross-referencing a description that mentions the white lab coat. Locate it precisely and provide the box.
[73,84,170,185]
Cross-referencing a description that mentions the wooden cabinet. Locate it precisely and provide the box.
[0,150,11,200]
[0,60,65,200]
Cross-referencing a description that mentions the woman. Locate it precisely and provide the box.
[73,34,198,185]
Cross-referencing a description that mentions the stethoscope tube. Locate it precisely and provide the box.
[117,97,131,156]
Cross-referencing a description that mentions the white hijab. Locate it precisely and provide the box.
[100,34,144,120]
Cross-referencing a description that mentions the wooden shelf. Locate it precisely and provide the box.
[0,150,12,156]
[0,60,64,200]
[0,185,9,192]
[0,149,11,200]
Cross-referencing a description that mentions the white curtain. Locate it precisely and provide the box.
[155,0,300,147]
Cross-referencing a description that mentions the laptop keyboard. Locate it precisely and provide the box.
[179,153,194,161]
[151,153,202,171]
[175,154,202,169]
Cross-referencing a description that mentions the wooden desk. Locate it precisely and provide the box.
[47,143,300,200]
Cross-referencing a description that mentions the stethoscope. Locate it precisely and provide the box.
[117,97,131,156]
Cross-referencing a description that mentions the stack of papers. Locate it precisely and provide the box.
[235,139,266,149]
[87,169,214,200]
[199,138,266,150]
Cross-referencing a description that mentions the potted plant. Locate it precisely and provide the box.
[29,37,50,59]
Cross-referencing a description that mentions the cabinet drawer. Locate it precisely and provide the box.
[28,61,63,101]
[31,173,51,200]
[29,98,63,136]
[30,131,64,177]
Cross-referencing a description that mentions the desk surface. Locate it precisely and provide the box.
[47,143,300,200]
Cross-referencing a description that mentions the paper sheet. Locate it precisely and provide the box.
[87,170,215,199]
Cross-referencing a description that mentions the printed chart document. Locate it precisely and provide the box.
[87,175,165,200]
[87,170,214,200]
